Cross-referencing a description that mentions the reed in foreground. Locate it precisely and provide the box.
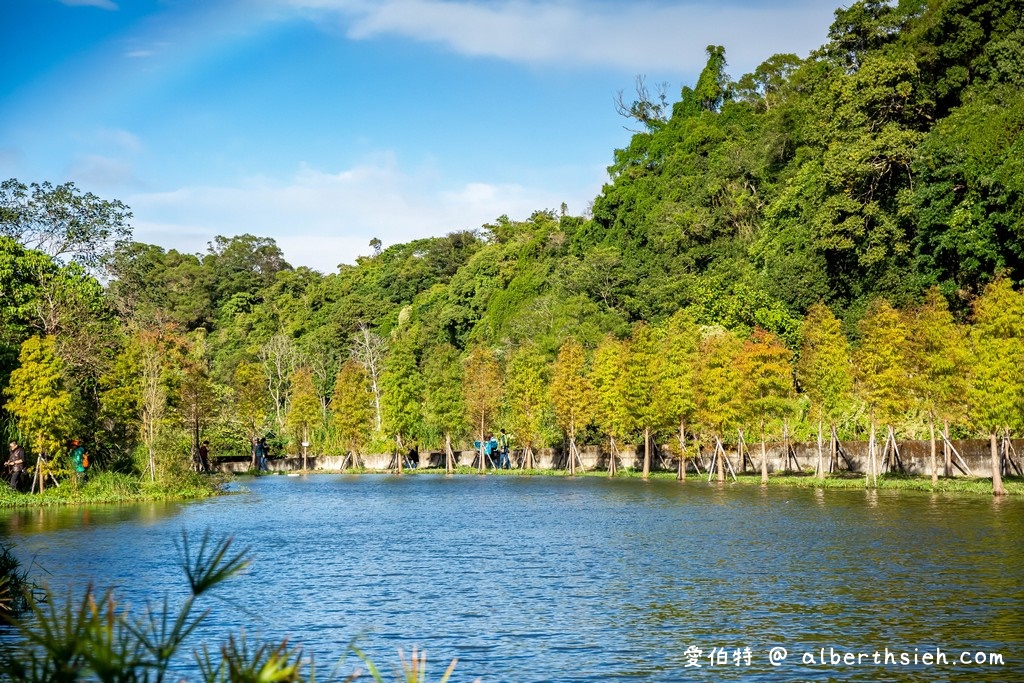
[0,532,464,683]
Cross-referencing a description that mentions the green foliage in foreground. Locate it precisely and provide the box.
[0,471,227,509]
[0,532,460,683]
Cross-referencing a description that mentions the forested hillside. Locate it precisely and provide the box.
[2,0,1022,475]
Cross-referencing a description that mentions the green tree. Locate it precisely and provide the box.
[796,302,854,477]
[907,287,971,484]
[0,178,132,268]
[736,329,795,483]
[854,299,912,481]
[463,345,503,473]
[286,367,321,469]
[657,311,699,480]
[550,339,594,475]
[590,334,632,476]
[4,335,73,460]
[422,343,465,473]
[330,359,374,462]
[968,277,1024,496]
[379,332,423,472]
[695,329,745,482]
[627,323,663,480]
[177,331,218,470]
[693,45,730,112]
[232,361,270,447]
[503,343,548,471]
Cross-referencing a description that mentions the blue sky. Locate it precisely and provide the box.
[1,0,838,273]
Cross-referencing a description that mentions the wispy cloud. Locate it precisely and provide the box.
[284,0,835,75]
[59,0,119,10]
[126,156,586,272]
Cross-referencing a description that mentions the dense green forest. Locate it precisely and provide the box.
[2,0,1022,484]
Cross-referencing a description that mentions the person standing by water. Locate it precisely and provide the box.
[498,429,511,469]
[258,437,270,471]
[199,441,212,473]
[70,439,88,484]
[5,441,25,491]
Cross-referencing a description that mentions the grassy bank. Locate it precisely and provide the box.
[0,470,229,508]
[289,465,1024,495]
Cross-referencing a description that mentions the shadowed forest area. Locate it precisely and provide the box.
[2,0,1023,495]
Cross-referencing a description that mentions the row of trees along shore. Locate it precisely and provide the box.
[2,0,1023,496]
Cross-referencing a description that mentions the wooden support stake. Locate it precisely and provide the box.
[940,432,972,475]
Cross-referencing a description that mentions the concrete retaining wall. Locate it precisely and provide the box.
[216,438,1022,478]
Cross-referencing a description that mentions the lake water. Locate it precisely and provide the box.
[2,475,1022,682]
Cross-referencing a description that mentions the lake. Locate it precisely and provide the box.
[2,475,1022,681]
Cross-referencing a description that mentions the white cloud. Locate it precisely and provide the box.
[59,0,118,10]
[69,155,140,188]
[66,128,145,190]
[284,0,836,75]
[126,156,589,273]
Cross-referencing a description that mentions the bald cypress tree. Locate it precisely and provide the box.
[797,302,854,478]
[550,339,594,475]
[969,278,1024,496]
[854,299,912,483]
[591,334,632,476]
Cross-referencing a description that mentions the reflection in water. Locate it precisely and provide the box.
[1,476,1022,682]
[1,500,184,535]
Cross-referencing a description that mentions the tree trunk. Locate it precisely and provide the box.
[396,432,404,475]
[677,422,686,482]
[608,436,617,477]
[870,420,878,488]
[478,415,486,474]
[760,424,768,485]
[929,414,937,487]
[642,427,651,480]
[816,419,824,480]
[943,420,951,478]
[445,432,454,475]
[991,432,1005,496]
[737,429,746,474]
[716,435,725,483]
[303,425,309,473]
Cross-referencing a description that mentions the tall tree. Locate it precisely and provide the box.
[628,323,663,480]
[737,329,795,483]
[176,330,218,470]
[504,343,549,472]
[796,302,854,477]
[968,277,1024,496]
[422,343,465,473]
[350,323,386,432]
[0,178,132,268]
[379,331,423,471]
[657,311,699,480]
[463,345,503,473]
[259,333,297,434]
[695,330,745,482]
[232,361,270,446]
[330,359,374,462]
[854,299,912,479]
[591,334,632,476]
[550,339,594,475]
[907,287,971,485]
[4,335,73,459]
[286,367,321,469]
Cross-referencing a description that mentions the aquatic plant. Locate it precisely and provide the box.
[0,531,464,682]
